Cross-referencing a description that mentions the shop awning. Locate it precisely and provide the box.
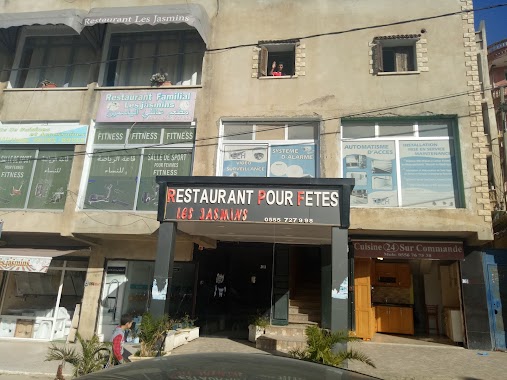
[0,248,77,273]
[83,4,211,45]
[0,9,87,33]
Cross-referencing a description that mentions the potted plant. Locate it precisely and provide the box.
[46,333,111,378]
[130,312,170,361]
[150,72,171,87]
[248,314,269,343]
[39,79,57,88]
[290,325,376,368]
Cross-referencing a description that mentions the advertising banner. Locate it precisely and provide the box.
[0,256,52,273]
[0,124,88,145]
[352,240,464,260]
[270,144,315,178]
[399,140,458,208]
[222,145,267,177]
[96,90,196,123]
[343,141,398,207]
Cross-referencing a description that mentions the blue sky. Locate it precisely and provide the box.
[474,0,507,44]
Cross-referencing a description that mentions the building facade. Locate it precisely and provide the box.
[0,0,496,350]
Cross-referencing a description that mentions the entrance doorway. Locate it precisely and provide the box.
[194,243,274,338]
[355,257,464,346]
[289,246,321,325]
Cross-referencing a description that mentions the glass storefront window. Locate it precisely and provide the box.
[0,148,73,210]
[83,125,194,211]
[220,122,318,178]
[342,118,460,208]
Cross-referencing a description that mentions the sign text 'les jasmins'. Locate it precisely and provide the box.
[164,187,340,223]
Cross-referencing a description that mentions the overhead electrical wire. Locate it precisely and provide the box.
[0,2,505,73]
[0,85,495,164]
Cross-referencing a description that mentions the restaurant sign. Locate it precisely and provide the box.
[162,186,342,226]
[352,240,464,260]
[0,123,88,145]
[96,90,196,123]
[0,255,51,273]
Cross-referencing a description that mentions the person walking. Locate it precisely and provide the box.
[111,315,134,364]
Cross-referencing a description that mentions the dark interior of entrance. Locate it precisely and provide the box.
[194,243,274,338]
[194,243,323,338]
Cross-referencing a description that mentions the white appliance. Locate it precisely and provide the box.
[444,308,464,343]
[0,317,16,337]
[97,260,128,342]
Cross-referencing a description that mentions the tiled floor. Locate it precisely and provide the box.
[370,332,461,347]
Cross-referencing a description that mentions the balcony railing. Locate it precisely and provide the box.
[492,85,507,100]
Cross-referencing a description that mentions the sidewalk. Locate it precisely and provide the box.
[0,337,505,380]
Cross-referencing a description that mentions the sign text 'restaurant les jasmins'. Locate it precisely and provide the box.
[84,15,191,26]
[163,186,342,226]
[96,90,196,123]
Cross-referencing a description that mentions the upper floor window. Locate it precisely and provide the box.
[341,118,461,208]
[219,122,318,177]
[372,35,421,74]
[258,42,297,78]
[12,29,96,88]
[103,29,205,87]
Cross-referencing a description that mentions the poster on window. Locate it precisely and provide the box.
[84,150,141,210]
[399,141,457,208]
[0,149,36,209]
[222,145,267,177]
[136,149,192,211]
[270,144,315,178]
[27,151,73,210]
[342,141,398,207]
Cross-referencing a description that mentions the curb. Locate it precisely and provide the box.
[0,370,72,377]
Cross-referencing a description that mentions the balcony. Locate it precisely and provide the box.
[488,38,507,69]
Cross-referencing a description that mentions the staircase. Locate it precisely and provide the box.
[256,284,321,353]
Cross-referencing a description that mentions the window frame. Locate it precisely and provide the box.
[9,25,95,88]
[78,122,195,212]
[372,36,420,75]
[0,145,74,211]
[258,41,298,79]
[217,120,320,177]
[341,118,462,209]
[97,24,205,87]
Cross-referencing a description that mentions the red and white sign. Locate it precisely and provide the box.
[0,256,52,273]
[352,240,464,260]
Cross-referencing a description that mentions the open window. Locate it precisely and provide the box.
[103,28,205,87]
[372,35,420,74]
[258,41,297,78]
[11,26,97,88]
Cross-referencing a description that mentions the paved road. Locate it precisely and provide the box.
[1,337,506,379]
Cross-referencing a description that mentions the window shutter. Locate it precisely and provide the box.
[259,46,268,77]
[372,42,383,74]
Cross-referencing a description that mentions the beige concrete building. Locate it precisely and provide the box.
[0,0,497,350]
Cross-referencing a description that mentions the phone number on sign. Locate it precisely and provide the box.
[264,217,314,223]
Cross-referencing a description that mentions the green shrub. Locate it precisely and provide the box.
[290,325,375,368]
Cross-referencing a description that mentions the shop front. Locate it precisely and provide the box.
[152,176,355,335]
[0,250,88,341]
[352,239,465,345]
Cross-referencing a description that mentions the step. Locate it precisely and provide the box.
[289,299,321,308]
[289,313,321,324]
[289,305,320,314]
[264,324,309,338]
[256,335,307,353]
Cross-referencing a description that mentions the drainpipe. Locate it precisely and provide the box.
[501,87,507,206]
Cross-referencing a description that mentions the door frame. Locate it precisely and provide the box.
[483,251,507,350]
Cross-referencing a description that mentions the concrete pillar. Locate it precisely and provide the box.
[331,227,349,332]
[151,222,177,317]
[78,246,105,339]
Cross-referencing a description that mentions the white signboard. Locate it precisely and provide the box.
[0,123,88,145]
[0,255,52,273]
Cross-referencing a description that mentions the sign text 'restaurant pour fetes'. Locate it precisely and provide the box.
[164,187,340,224]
